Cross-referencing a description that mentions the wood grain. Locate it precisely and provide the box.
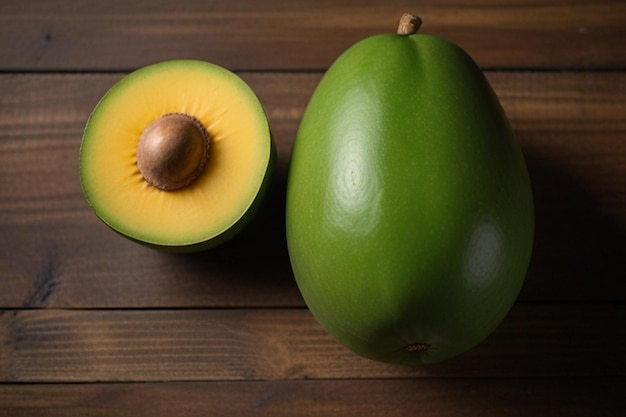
[1,1,625,415]
[1,304,625,383]
[1,71,625,308]
[1,378,624,417]
[0,0,624,71]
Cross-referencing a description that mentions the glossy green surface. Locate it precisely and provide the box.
[286,33,534,364]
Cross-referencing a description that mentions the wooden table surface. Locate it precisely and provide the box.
[1,1,625,415]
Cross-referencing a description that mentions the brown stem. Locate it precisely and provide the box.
[397,13,422,36]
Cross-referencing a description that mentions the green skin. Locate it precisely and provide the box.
[286,33,534,364]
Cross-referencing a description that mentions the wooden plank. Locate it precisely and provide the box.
[1,71,625,308]
[0,0,624,71]
[492,71,626,302]
[1,378,624,417]
[1,305,624,382]
[0,72,302,309]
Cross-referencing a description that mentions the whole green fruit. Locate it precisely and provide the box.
[286,15,534,365]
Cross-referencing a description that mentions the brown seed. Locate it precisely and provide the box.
[136,113,209,191]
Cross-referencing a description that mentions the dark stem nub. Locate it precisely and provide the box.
[397,13,422,36]
[404,343,430,352]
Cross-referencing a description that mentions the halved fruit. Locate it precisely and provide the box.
[80,60,274,252]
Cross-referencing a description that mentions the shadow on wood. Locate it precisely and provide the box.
[521,151,626,302]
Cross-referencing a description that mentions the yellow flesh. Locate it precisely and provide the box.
[80,61,270,246]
